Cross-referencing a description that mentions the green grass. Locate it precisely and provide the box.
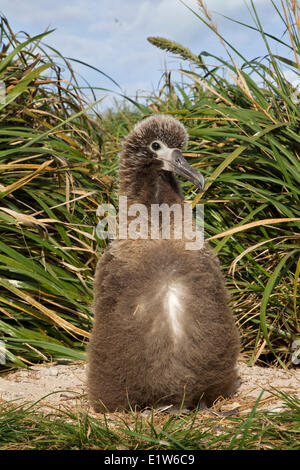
[0,1,299,452]
[147,0,300,366]
[0,16,108,367]
[0,389,299,450]
[0,1,299,368]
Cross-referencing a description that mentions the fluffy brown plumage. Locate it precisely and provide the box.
[87,115,240,413]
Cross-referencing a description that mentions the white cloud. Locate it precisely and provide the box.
[204,0,270,11]
[0,0,96,26]
[89,0,201,42]
[283,69,300,87]
[0,0,286,105]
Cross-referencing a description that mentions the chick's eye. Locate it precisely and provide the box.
[151,142,161,151]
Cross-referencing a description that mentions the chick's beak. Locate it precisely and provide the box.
[157,147,205,191]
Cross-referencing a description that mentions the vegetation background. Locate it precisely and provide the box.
[0,0,299,450]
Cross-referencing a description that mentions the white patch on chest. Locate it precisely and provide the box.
[164,283,184,339]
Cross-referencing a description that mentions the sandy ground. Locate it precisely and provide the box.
[0,361,299,416]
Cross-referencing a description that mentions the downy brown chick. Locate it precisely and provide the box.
[87,115,240,413]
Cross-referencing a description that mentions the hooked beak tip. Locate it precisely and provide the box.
[196,174,205,192]
[171,150,205,191]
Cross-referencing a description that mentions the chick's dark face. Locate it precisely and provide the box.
[143,120,188,151]
[123,116,187,156]
[122,115,204,191]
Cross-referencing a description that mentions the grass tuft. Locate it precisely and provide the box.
[147,0,300,366]
[0,388,299,449]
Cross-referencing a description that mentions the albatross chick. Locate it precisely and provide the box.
[87,115,240,413]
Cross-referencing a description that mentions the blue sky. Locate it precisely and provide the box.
[0,0,298,108]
